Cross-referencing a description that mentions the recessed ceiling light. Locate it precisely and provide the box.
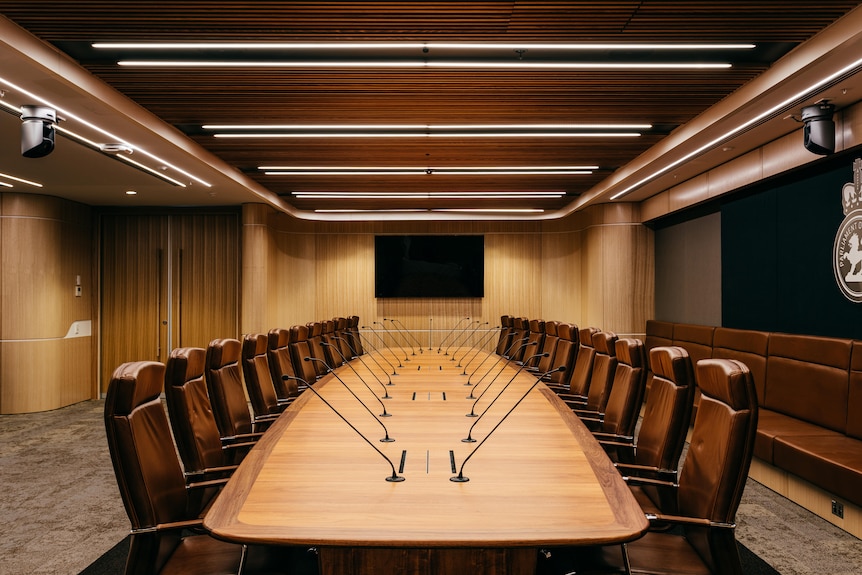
[125,190,137,195]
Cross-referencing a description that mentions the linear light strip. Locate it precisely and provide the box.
[267,170,592,176]
[95,42,755,51]
[610,55,862,200]
[262,165,598,170]
[205,123,652,130]
[115,155,187,187]
[0,181,13,188]
[293,191,564,196]
[0,76,210,188]
[0,171,42,188]
[293,194,564,199]
[119,60,731,70]
[218,132,640,138]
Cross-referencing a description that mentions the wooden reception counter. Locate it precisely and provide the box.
[204,348,647,575]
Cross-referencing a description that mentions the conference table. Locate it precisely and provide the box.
[204,346,648,575]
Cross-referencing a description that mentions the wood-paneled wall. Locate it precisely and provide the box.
[242,203,653,345]
[0,193,93,414]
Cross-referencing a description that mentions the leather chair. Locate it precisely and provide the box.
[562,331,618,414]
[553,326,599,397]
[104,361,288,575]
[572,357,758,575]
[289,324,319,385]
[165,347,254,475]
[348,315,364,356]
[241,333,291,421]
[267,328,300,400]
[205,337,273,439]
[523,319,546,367]
[321,319,345,367]
[496,315,514,356]
[580,338,646,440]
[333,317,355,360]
[608,346,696,516]
[306,321,330,376]
[509,317,530,362]
[532,320,560,374]
[544,322,578,387]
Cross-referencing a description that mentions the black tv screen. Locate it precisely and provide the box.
[374,235,484,298]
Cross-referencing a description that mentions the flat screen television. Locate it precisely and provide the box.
[374,235,484,298]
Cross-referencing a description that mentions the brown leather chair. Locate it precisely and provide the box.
[562,331,618,414]
[205,337,273,439]
[523,319,546,367]
[289,324,319,385]
[509,317,530,361]
[321,319,344,367]
[543,322,579,387]
[554,326,599,397]
[533,320,560,374]
[267,328,300,400]
[104,361,287,575]
[348,315,364,356]
[242,333,291,421]
[574,358,758,575]
[601,346,696,516]
[306,321,330,376]
[580,338,646,440]
[496,315,514,356]
[333,316,355,360]
[165,347,255,475]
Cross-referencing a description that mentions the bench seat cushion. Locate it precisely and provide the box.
[773,433,862,507]
[755,409,834,463]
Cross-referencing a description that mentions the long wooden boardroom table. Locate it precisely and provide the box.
[204,347,648,575]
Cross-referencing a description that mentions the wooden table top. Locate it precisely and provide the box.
[204,348,648,548]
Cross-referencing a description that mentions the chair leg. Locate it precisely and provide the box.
[621,543,632,575]
[237,544,248,574]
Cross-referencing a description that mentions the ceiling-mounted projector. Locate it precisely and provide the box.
[21,105,56,158]
[801,102,835,155]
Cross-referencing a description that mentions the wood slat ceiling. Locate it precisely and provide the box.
[2,1,861,215]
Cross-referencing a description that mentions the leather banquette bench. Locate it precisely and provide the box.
[645,320,862,519]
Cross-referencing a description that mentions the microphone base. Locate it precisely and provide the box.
[450,475,469,483]
[380,437,396,443]
[386,475,406,482]
[462,437,476,443]
[380,412,392,417]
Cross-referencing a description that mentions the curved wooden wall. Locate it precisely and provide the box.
[0,193,93,414]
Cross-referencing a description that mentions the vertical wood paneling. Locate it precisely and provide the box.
[0,193,93,413]
[540,229,582,324]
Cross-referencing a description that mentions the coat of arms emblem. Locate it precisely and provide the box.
[834,158,862,302]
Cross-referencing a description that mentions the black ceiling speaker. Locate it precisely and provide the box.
[801,103,835,155]
[20,105,56,158]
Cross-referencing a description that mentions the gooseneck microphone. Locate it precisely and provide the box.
[284,376,404,483]
[359,327,400,375]
[465,336,529,391]
[437,317,470,354]
[304,357,394,439]
[450,366,566,483]
[322,341,392,403]
[453,325,501,372]
[466,349,544,418]
[375,320,409,362]
[447,320,485,359]
[466,339,535,403]
[362,325,403,369]
[383,318,417,356]
[463,352,548,435]
[391,317,425,354]
[330,335,394,392]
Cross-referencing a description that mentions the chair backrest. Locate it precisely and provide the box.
[267,328,298,399]
[306,321,329,375]
[205,338,254,438]
[104,360,188,573]
[509,317,530,361]
[600,338,647,437]
[348,315,364,356]
[583,331,618,412]
[496,315,514,356]
[321,319,344,367]
[535,320,560,373]
[568,327,599,395]
[678,358,758,574]
[334,317,355,360]
[289,324,318,384]
[241,333,281,418]
[636,346,695,472]
[524,319,546,367]
[546,322,578,384]
[164,347,226,473]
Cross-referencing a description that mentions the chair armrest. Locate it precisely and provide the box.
[646,513,736,530]
[186,477,230,491]
[592,432,633,444]
[131,518,203,535]
[222,432,264,444]
[184,465,239,480]
[221,440,257,452]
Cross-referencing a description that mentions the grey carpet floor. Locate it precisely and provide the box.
[1,400,861,575]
